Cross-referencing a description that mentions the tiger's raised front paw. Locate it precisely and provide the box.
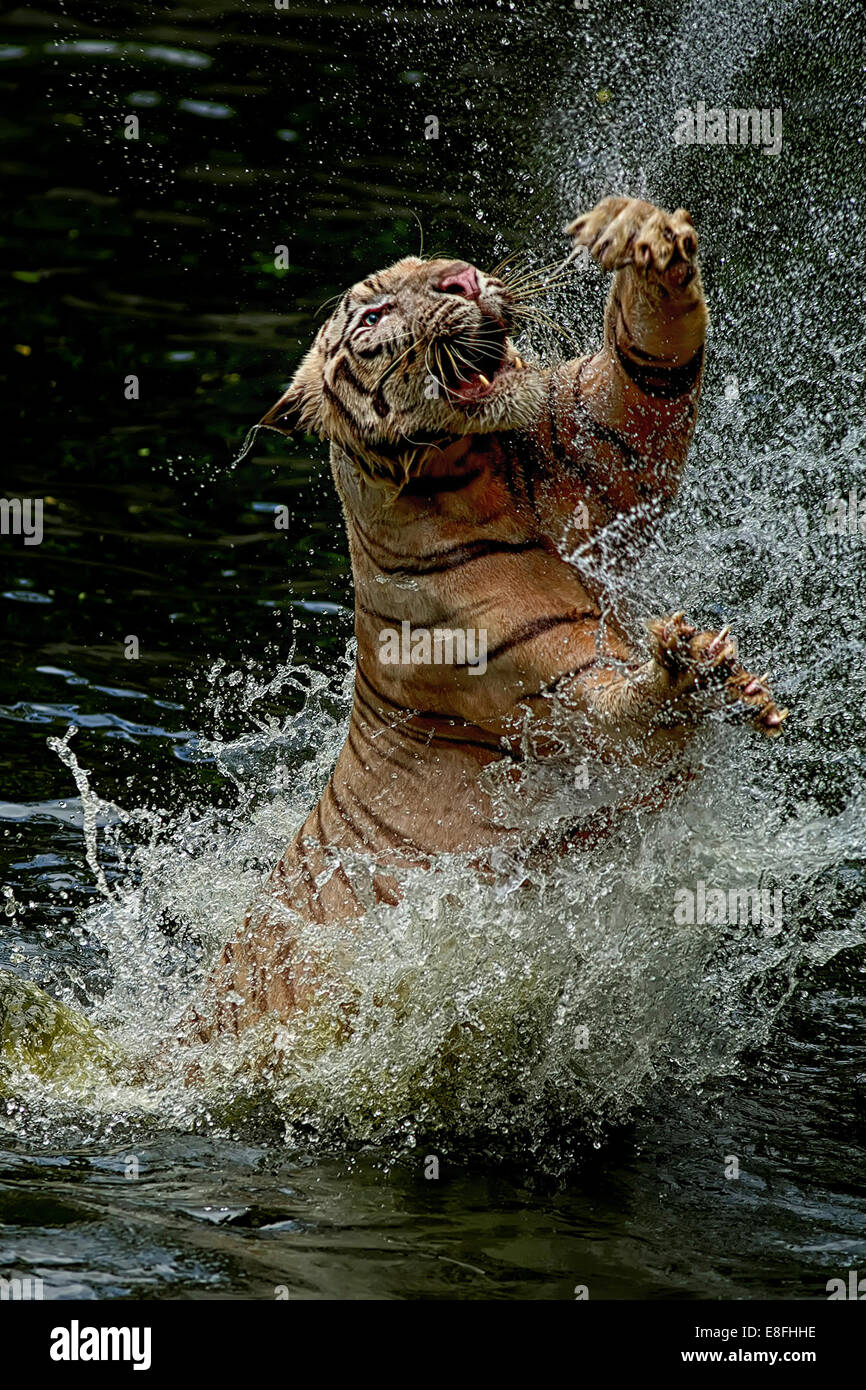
[565,196,699,292]
[648,612,788,736]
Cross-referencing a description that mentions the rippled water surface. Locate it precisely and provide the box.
[1,0,864,1298]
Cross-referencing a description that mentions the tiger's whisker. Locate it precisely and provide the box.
[424,344,448,394]
[489,249,529,278]
[314,292,344,318]
[511,307,578,345]
[374,337,424,388]
[509,267,575,296]
[441,343,473,383]
[501,258,573,291]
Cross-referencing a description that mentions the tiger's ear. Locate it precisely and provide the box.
[258,379,307,436]
[258,344,325,438]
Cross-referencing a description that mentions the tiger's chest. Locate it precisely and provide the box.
[341,434,623,727]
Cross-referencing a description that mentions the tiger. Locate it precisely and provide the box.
[189,196,787,1040]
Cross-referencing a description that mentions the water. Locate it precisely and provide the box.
[1,0,865,1298]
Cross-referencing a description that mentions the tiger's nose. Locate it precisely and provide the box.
[437,265,481,299]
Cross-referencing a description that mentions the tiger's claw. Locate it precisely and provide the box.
[648,613,788,737]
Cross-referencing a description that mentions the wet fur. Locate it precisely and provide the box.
[191,197,786,1038]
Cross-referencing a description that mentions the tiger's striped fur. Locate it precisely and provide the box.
[191,197,786,1038]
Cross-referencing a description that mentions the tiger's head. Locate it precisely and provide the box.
[259,256,546,487]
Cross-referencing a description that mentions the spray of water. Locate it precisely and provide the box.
[5,0,864,1165]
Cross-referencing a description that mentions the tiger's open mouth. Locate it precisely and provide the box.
[433,320,523,404]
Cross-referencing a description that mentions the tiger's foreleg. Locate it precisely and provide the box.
[566,195,708,392]
[556,198,708,510]
[575,612,787,742]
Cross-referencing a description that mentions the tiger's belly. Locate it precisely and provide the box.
[197,444,680,1034]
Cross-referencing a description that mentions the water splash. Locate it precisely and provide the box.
[10,591,862,1166]
[46,727,115,902]
[4,0,864,1167]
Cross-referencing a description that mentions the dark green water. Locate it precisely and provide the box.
[1,0,865,1299]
